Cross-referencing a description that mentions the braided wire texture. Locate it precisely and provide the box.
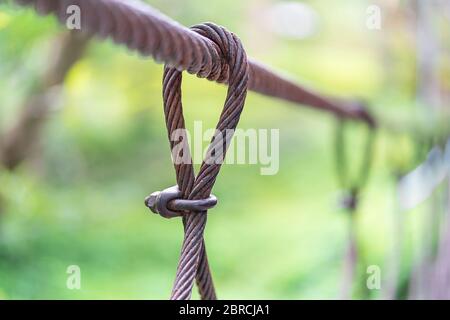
[16,0,375,126]
[162,23,249,300]
[13,0,377,299]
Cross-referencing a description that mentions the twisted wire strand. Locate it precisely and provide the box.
[16,0,375,126]
[162,23,249,300]
[162,66,216,300]
[14,0,376,300]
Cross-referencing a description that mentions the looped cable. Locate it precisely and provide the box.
[16,0,376,125]
[155,22,249,300]
[334,117,376,299]
[145,185,218,219]
[334,118,376,210]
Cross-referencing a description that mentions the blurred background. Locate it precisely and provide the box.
[0,0,449,299]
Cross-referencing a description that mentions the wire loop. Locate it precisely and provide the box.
[334,118,376,210]
[145,185,218,219]
[158,22,249,300]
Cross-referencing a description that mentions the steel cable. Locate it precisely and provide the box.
[16,0,376,126]
[334,119,376,299]
[162,23,249,299]
[13,0,380,300]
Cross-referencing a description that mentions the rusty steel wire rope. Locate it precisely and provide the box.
[13,0,381,300]
[144,23,248,299]
[16,0,376,127]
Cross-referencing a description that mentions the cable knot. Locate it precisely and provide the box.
[156,22,249,300]
[188,22,246,83]
[145,186,218,219]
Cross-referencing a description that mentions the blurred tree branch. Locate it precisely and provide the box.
[0,31,89,171]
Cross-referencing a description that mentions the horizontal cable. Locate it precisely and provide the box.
[16,0,376,126]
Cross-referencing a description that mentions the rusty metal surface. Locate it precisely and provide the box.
[160,23,249,300]
[16,0,376,126]
[145,185,217,219]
